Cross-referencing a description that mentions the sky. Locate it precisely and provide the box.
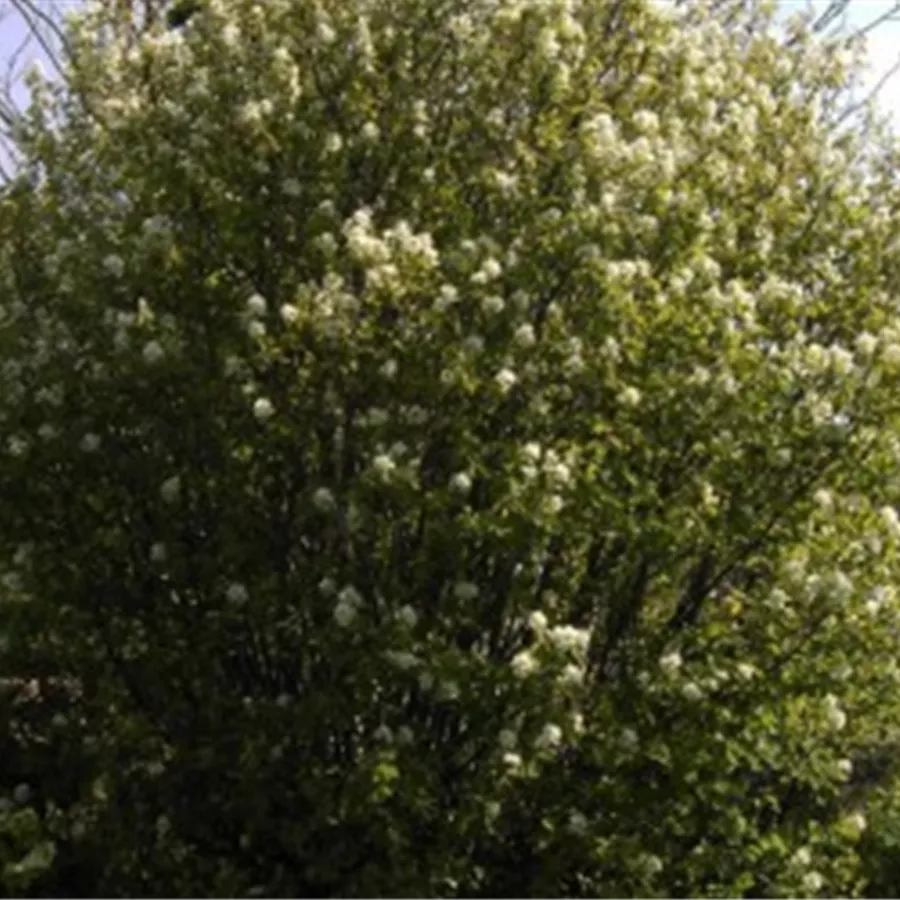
[819,0,900,124]
[0,0,898,169]
[0,1,62,117]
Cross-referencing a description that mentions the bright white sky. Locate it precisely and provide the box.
[817,0,900,126]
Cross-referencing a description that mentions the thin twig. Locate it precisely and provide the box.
[8,0,69,84]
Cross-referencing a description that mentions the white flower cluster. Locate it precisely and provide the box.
[343,208,391,266]
[341,209,438,292]
[511,618,591,687]
[824,693,847,732]
[334,585,364,628]
[385,220,439,269]
[226,582,249,605]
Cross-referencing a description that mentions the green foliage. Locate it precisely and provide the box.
[2,0,900,895]
[0,802,55,894]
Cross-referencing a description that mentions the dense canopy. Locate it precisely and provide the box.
[3,0,900,895]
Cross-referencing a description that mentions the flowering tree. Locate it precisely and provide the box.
[3,0,900,895]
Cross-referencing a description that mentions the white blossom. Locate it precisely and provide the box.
[435,284,458,312]
[514,323,537,348]
[660,651,683,675]
[149,543,167,563]
[824,694,847,731]
[238,100,270,127]
[80,433,101,453]
[511,650,539,679]
[813,488,833,509]
[560,663,585,688]
[802,872,824,894]
[481,257,502,280]
[103,254,125,278]
[534,723,563,751]
[338,585,363,608]
[775,447,792,466]
[385,650,419,670]
[884,343,900,368]
[313,487,336,512]
[364,408,389,428]
[143,340,165,364]
[494,170,519,194]
[881,506,900,536]
[396,605,418,628]
[547,460,572,487]
[618,386,642,407]
[247,293,267,317]
[736,663,756,681]
[547,625,591,657]
[160,476,181,503]
[253,397,275,422]
[226,582,249,604]
[280,303,299,325]
[449,472,473,496]
[633,109,660,134]
[502,751,523,770]
[221,23,241,47]
[830,345,854,375]
[855,331,877,357]
[495,368,518,393]
[334,601,357,628]
[568,811,589,835]
[372,454,396,480]
[454,581,479,601]
[870,585,895,614]
[374,724,393,744]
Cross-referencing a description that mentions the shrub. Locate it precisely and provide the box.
[2,0,900,895]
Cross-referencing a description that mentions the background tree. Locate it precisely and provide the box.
[3,0,900,896]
